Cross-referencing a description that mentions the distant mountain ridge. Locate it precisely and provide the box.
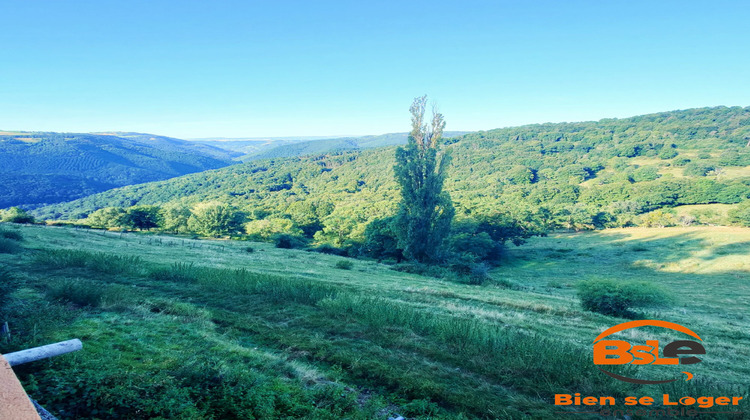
[191,138,313,155]
[236,131,470,161]
[0,131,238,208]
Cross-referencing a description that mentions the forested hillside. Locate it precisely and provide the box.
[238,131,469,161]
[34,107,750,247]
[0,131,238,208]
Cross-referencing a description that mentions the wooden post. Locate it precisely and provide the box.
[1,322,9,341]
[3,339,82,366]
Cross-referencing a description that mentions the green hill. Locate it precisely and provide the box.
[0,131,238,208]
[34,107,750,243]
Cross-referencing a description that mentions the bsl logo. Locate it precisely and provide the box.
[594,320,705,384]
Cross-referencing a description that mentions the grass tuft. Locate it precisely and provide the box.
[149,262,199,283]
[0,238,22,254]
[47,279,106,308]
[576,277,671,317]
[334,260,354,270]
[0,229,24,241]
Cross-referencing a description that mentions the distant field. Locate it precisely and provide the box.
[722,166,750,178]
[0,224,748,419]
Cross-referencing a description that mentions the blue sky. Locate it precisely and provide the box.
[1,0,749,138]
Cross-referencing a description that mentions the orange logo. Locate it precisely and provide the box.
[593,320,705,384]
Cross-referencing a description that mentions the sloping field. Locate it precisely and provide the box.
[0,224,747,419]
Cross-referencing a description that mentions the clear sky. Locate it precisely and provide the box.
[1,0,749,138]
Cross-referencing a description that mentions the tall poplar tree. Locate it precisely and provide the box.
[394,96,454,262]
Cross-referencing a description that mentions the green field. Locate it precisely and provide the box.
[0,223,748,419]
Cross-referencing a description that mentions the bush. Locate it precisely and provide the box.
[312,243,348,256]
[0,207,34,224]
[447,261,492,285]
[640,209,677,228]
[683,163,714,177]
[673,157,691,167]
[390,262,450,279]
[447,230,498,263]
[728,201,750,227]
[273,234,307,249]
[659,148,678,159]
[631,166,661,182]
[0,238,22,254]
[576,278,670,317]
[243,246,255,253]
[334,260,354,270]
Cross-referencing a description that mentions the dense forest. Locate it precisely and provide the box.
[0,131,238,208]
[29,107,750,255]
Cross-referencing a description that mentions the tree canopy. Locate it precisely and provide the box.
[393,96,455,262]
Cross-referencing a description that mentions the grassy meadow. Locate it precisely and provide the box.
[0,223,748,419]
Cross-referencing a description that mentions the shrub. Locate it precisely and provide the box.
[728,201,750,227]
[0,207,34,224]
[631,166,661,182]
[470,261,491,280]
[390,262,451,279]
[0,238,22,254]
[334,260,354,270]
[659,148,678,159]
[673,157,691,167]
[576,278,670,317]
[683,163,714,177]
[678,214,697,226]
[274,234,306,249]
[312,243,348,256]
[448,230,497,263]
[640,209,677,228]
[244,246,255,253]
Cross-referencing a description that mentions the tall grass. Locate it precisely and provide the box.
[141,261,738,401]
[36,249,144,275]
[149,263,339,304]
[0,238,22,254]
[0,229,24,241]
[0,267,17,310]
[46,279,133,309]
[47,279,106,308]
[317,293,744,402]
[149,262,199,283]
